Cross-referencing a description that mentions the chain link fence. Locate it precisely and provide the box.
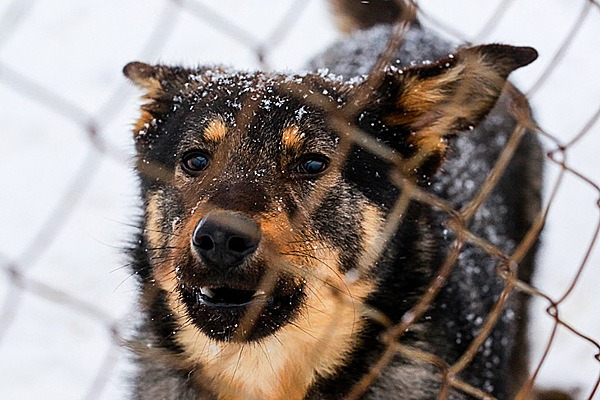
[0,0,598,399]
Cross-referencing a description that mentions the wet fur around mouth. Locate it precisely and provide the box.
[124,1,544,399]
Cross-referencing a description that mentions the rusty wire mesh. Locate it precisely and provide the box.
[0,0,599,399]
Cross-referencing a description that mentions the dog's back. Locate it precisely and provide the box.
[125,1,543,399]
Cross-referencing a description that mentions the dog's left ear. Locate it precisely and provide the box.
[360,44,537,175]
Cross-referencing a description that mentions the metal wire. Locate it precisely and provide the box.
[0,1,598,399]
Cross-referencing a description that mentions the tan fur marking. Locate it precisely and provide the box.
[133,74,163,96]
[203,117,228,143]
[133,109,155,136]
[385,50,511,169]
[145,192,165,249]
[411,130,447,155]
[281,125,304,151]
[357,203,387,273]
[385,66,463,128]
[131,74,163,136]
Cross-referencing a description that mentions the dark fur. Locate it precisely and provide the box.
[124,1,543,399]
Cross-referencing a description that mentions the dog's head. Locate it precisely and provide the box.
[124,44,536,388]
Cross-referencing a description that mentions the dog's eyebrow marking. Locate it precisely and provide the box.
[281,125,304,151]
[202,117,227,143]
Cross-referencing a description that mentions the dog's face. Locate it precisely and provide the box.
[129,68,367,344]
[125,44,536,394]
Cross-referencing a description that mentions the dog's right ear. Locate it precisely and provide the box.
[123,62,176,137]
[123,62,166,96]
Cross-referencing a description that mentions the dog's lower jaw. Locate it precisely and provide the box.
[172,278,375,400]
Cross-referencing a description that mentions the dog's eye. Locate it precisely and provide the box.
[294,155,329,176]
[181,151,210,175]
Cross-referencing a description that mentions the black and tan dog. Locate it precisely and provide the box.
[124,1,544,399]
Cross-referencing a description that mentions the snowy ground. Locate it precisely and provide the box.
[0,0,598,399]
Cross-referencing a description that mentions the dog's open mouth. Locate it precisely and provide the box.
[180,279,304,342]
[197,286,268,307]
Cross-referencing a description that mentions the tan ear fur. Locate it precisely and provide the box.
[383,44,537,170]
[123,62,170,136]
[124,62,165,97]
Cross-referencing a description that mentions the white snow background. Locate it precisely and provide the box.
[0,0,598,399]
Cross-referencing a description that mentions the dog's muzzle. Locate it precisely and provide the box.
[181,210,304,342]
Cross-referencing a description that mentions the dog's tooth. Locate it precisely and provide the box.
[200,287,215,298]
[253,290,266,297]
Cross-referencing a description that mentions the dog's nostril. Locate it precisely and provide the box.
[198,235,214,251]
[228,236,249,253]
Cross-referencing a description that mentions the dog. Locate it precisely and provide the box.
[123,1,544,399]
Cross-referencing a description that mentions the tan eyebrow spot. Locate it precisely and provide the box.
[281,125,304,151]
[203,117,227,143]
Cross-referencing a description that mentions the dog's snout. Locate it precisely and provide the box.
[192,211,261,268]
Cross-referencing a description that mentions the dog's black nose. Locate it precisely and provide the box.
[192,211,261,268]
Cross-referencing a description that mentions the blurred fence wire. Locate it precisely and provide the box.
[0,0,599,399]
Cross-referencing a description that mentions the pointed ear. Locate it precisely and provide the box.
[123,61,165,95]
[367,44,537,175]
[123,62,178,138]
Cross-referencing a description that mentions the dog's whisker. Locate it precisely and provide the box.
[280,250,356,301]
